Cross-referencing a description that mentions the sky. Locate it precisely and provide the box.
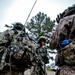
[0,0,75,32]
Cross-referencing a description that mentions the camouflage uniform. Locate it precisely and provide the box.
[31,36,49,75]
[36,36,49,64]
[50,5,75,75]
[0,22,35,75]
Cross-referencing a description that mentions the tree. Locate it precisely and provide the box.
[26,12,55,41]
[26,12,56,61]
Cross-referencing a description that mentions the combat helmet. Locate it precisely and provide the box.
[38,36,46,43]
[56,4,75,23]
[12,22,24,30]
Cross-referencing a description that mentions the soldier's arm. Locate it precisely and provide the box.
[0,30,14,45]
[50,32,58,49]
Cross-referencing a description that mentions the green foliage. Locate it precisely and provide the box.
[26,12,55,41]
[46,67,53,71]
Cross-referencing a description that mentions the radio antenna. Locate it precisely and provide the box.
[24,0,37,32]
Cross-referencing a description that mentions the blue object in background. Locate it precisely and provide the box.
[59,39,69,48]
[62,40,69,45]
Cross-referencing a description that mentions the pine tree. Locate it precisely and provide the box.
[26,12,55,41]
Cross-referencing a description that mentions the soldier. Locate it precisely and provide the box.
[37,36,49,75]
[50,5,75,75]
[31,36,49,75]
[0,22,35,75]
[37,36,49,64]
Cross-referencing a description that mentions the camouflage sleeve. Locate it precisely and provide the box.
[50,32,59,49]
[0,30,14,44]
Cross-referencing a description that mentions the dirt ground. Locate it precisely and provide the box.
[24,69,55,75]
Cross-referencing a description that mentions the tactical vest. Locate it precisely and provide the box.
[9,30,34,65]
[36,45,49,64]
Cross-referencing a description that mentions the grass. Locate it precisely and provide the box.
[46,67,53,71]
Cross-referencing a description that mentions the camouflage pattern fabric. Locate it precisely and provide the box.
[0,26,48,75]
[36,44,49,64]
[50,14,75,49]
[59,65,75,75]
[30,44,48,75]
[63,42,75,64]
[50,14,75,65]
[50,5,75,75]
[30,60,47,75]
[0,28,35,75]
